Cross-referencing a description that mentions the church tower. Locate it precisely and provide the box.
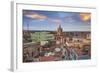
[57,24,63,35]
[55,24,66,45]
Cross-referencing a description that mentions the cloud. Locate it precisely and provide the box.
[48,18,62,24]
[63,16,76,23]
[80,13,91,22]
[24,11,47,21]
[23,10,63,23]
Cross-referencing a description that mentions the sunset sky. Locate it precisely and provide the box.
[23,10,91,31]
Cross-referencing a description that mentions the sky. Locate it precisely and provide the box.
[23,10,91,31]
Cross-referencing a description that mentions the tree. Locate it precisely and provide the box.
[31,32,54,44]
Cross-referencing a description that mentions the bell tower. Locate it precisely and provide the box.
[55,24,66,45]
[57,24,63,35]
